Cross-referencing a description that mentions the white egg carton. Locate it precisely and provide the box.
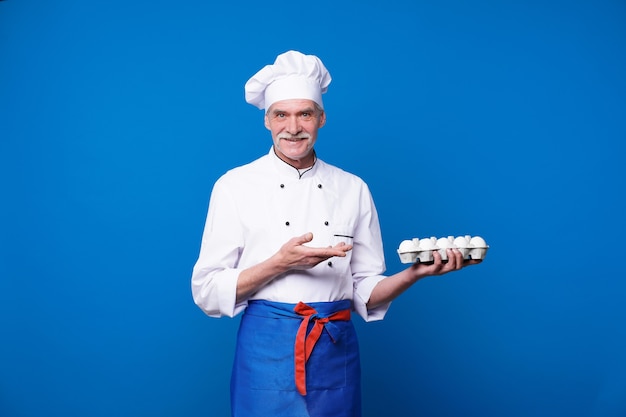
[397,235,489,264]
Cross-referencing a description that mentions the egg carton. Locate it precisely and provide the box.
[397,235,489,264]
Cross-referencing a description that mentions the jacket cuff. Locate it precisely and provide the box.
[353,275,391,322]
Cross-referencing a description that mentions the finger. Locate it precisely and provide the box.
[333,242,353,252]
[443,249,454,269]
[321,246,352,258]
[293,232,314,245]
[449,249,463,270]
[326,247,351,257]
[438,249,456,273]
[427,250,444,273]
[312,243,352,257]
[454,250,465,269]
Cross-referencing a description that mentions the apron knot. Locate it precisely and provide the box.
[293,301,351,395]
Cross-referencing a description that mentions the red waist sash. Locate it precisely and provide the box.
[293,301,351,395]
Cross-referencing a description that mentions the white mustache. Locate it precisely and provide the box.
[277,133,311,141]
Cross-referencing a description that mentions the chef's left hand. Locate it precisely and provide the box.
[412,248,482,277]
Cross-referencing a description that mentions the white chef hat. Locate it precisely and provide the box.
[244,50,332,112]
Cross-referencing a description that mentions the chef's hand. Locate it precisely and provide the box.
[236,233,352,303]
[411,248,482,277]
[277,232,352,270]
[366,248,483,309]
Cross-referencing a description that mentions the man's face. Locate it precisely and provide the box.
[264,99,326,168]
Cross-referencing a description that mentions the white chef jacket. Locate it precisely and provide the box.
[191,148,391,322]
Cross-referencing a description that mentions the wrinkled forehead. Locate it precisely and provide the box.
[266,99,321,115]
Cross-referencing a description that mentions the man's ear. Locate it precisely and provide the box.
[264,113,271,130]
[319,111,326,128]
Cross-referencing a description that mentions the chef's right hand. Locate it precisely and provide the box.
[236,233,353,303]
[277,232,352,270]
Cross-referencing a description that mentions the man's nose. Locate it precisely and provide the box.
[286,116,301,134]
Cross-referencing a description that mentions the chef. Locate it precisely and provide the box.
[191,50,480,417]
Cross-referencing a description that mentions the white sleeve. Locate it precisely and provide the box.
[351,184,391,322]
[191,178,248,318]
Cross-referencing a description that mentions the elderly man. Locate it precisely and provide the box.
[192,50,481,417]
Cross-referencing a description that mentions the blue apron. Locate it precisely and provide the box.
[230,300,362,417]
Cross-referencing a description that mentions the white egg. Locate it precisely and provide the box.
[436,237,455,248]
[453,236,471,259]
[419,238,437,250]
[398,239,417,252]
[436,237,455,260]
[470,236,487,248]
[453,236,470,248]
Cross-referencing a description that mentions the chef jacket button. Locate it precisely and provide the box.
[317,184,322,189]
[280,184,285,188]
[324,221,329,226]
[327,261,333,267]
[285,221,290,226]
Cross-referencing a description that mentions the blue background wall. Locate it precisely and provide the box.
[2,1,625,416]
